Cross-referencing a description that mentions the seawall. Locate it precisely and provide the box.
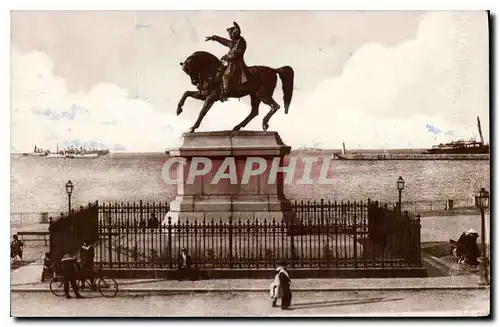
[334,153,490,161]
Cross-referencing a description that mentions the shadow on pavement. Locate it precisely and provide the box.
[289,297,403,310]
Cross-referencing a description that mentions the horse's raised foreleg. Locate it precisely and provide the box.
[177,90,206,116]
[189,96,216,133]
[232,95,260,131]
[260,96,281,131]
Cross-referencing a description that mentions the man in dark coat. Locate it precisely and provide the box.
[79,240,95,289]
[277,261,292,310]
[60,252,83,299]
[10,234,24,261]
[177,248,194,281]
[206,22,249,102]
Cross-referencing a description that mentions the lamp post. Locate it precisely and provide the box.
[396,176,405,214]
[475,187,489,286]
[65,180,74,216]
[65,180,75,250]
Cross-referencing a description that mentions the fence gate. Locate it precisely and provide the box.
[49,202,98,261]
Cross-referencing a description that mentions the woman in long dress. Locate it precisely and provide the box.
[277,263,292,310]
[270,263,292,309]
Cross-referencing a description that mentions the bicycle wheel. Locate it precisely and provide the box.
[97,277,118,298]
[49,277,66,297]
[78,280,95,297]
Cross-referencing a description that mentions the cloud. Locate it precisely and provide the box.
[265,11,489,149]
[11,12,489,152]
[11,48,191,153]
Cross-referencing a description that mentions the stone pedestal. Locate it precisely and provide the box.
[166,131,297,223]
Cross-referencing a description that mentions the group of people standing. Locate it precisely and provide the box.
[269,261,292,310]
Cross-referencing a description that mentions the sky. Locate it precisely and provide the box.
[10,10,489,152]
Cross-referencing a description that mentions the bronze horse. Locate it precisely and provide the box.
[177,51,294,133]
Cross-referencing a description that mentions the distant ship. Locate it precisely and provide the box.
[333,117,490,161]
[425,117,489,154]
[31,144,110,159]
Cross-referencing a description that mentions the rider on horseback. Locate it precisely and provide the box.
[205,22,248,102]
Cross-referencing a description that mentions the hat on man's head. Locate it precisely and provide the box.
[467,228,478,235]
[226,22,241,36]
[181,248,187,252]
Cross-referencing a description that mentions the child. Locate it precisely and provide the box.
[41,252,56,281]
[269,267,281,307]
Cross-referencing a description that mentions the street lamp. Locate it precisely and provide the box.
[396,176,405,214]
[65,180,74,216]
[475,187,489,285]
[65,180,75,250]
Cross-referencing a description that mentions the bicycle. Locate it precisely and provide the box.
[50,265,118,298]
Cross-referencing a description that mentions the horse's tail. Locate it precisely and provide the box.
[275,66,294,114]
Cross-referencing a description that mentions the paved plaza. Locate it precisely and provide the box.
[11,289,489,317]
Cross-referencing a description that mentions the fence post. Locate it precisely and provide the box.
[107,214,112,268]
[139,200,143,226]
[417,214,422,267]
[353,214,358,268]
[168,216,173,269]
[228,216,233,269]
[404,210,410,263]
[290,219,295,267]
[48,217,53,256]
[320,198,324,225]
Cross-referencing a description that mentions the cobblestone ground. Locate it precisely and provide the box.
[11,290,489,317]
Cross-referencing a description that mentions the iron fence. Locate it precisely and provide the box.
[368,201,421,267]
[92,199,421,269]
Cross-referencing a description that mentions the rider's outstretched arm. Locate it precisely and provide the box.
[211,35,231,47]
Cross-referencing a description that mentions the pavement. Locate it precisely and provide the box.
[11,289,490,317]
[11,260,489,294]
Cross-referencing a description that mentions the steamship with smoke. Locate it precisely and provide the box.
[333,117,489,161]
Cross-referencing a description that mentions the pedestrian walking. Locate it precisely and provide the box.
[60,252,83,299]
[277,261,292,310]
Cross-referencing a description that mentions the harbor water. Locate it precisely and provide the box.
[11,153,490,217]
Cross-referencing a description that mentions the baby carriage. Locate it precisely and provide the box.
[449,229,480,266]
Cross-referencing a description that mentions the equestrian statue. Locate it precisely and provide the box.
[177,22,295,133]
